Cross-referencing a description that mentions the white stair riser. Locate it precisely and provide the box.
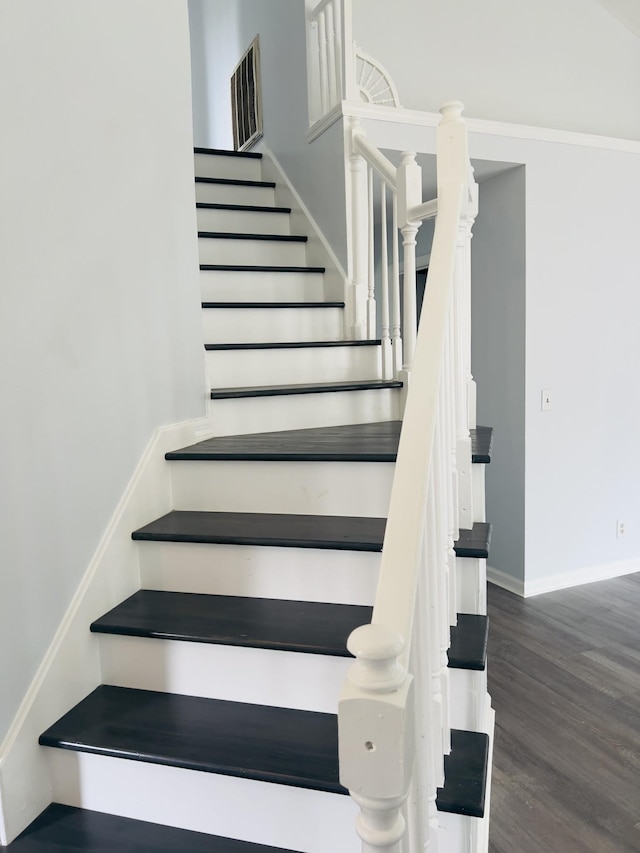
[472,464,486,523]
[99,635,351,713]
[195,182,275,207]
[138,542,379,606]
[47,750,359,853]
[437,809,479,853]
[456,557,486,615]
[449,669,487,732]
[170,459,393,517]
[205,344,382,388]
[202,306,343,344]
[198,237,307,266]
[194,152,262,182]
[197,207,291,235]
[200,269,326,302]
[208,387,402,437]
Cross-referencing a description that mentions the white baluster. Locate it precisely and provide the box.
[391,195,402,376]
[339,624,414,853]
[367,167,376,337]
[325,0,338,107]
[397,152,422,377]
[380,182,392,379]
[349,122,369,339]
[317,10,328,115]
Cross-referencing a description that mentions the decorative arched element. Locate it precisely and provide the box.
[355,47,401,108]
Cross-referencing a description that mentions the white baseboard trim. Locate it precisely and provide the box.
[0,417,204,845]
[488,559,640,599]
[486,564,525,597]
[523,558,640,598]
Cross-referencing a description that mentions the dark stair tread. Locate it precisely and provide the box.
[166,421,401,462]
[453,522,492,559]
[202,301,341,309]
[39,686,347,796]
[196,202,292,214]
[200,265,325,273]
[195,176,275,188]
[210,379,402,400]
[194,146,263,160]
[205,340,381,352]
[132,510,385,552]
[91,590,371,657]
[133,510,485,556]
[436,729,490,818]
[4,803,296,852]
[198,232,307,243]
[471,426,493,464]
[447,614,489,671]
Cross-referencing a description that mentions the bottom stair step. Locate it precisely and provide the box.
[436,729,490,818]
[3,803,297,852]
[39,686,347,796]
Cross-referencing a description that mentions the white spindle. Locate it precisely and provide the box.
[391,197,402,376]
[325,0,338,107]
[317,10,328,115]
[397,152,422,373]
[349,132,369,339]
[367,168,376,337]
[380,182,392,379]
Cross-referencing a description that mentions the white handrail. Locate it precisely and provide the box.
[339,103,477,852]
[352,131,397,189]
[371,183,462,660]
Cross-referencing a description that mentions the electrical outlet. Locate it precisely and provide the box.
[617,520,626,538]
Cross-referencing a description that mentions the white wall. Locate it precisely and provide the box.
[353,0,640,141]
[360,113,640,592]
[472,168,526,584]
[188,0,348,267]
[0,0,204,740]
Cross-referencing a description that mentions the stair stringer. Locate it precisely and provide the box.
[0,418,211,846]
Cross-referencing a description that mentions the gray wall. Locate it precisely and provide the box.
[188,0,348,268]
[472,168,526,583]
[0,0,204,740]
[353,0,640,141]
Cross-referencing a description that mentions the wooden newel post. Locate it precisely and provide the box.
[339,624,415,853]
[437,101,478,529]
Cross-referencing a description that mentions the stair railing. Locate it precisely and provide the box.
[338,102,478,852]
[306,0,355,124]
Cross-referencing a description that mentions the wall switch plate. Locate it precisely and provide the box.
[541,389,552,411]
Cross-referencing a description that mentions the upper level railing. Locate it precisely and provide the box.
[306,0,400,122]
[338,103,479,851]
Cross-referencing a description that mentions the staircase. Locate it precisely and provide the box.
[3,147,492,852]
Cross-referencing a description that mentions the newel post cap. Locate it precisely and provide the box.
[347,623,406,693]
[439,101,465,124]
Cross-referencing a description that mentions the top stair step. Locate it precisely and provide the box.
[5,803,297,852]
[194,147,263,159]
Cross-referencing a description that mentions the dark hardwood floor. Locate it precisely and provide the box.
[487,572,640,853]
